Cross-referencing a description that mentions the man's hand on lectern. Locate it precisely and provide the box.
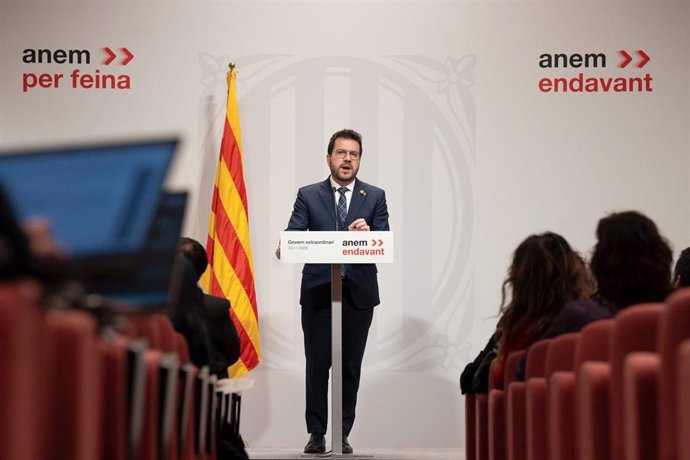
[348,218,370,231]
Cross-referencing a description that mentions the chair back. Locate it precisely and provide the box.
[0,282,46,460]
[99,334,130,460]
[676,339,690,460]
[45,309,103,460]
[657,289,690,460]
[525,339,551,379]
[545,333,579,376]
[575,319,614,366]
[609,303,665,460]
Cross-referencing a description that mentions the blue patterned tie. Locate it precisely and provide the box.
[337,187,348,230]
[337,187,348,277]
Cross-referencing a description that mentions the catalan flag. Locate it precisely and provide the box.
[202,69,260,377]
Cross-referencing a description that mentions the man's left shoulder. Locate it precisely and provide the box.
[356,180,385,196]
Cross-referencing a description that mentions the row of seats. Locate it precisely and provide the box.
[0,280,247,460]
[465,287,690,460]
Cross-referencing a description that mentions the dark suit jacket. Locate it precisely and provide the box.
[0,185,31,279]
[203,294,240,378]
[171,259,212,368]
[286,177,389,309]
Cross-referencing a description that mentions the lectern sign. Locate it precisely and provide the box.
[280,231,394,263]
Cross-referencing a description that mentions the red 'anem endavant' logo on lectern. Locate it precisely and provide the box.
[341,238,386,256]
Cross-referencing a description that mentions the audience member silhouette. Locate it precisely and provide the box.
[461,232,593,393]
[171,257,213,368]
[0,185,70,284]
[673,247,690,288]
[178,237,240,378]
[513,211,673,380]
[541,210,672,340]
[0,185,31,280]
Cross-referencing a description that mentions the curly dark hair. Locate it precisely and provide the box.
[590,211,672,309]
[674,247,690,288]
[496,232,594,356]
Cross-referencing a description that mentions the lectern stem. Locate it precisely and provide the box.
[331,263,343,455]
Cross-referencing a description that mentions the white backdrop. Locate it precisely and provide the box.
[1,0,688,450]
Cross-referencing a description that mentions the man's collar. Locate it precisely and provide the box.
[329,176,355,191]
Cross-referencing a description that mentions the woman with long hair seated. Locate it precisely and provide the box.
[490,232,594,388]
[461,232,593,393]
[541,210,673,339]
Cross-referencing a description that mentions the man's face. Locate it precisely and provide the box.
[326,137,361,186]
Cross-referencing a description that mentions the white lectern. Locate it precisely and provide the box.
[280,231,394,457]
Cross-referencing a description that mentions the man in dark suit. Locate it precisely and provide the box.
[276,129,390,454]
[178,237,240,377]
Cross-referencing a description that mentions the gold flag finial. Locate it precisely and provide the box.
[228,62,236,71]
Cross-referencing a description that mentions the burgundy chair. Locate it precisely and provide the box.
[657,289,690,460]
[488,391,504,460]
[488,349,525,460]
[579,304,664,460]
[206,377,219,460]
[0,282,46,460]
[124,315,185,459]
[548,371,576,460]
[175,332,199,460]
[574,319,614,365]
[466,394,477,460]
[99,333,131,460]
[128,315,165,350]
[181,367,200,460]
[677,339,690,460]
[622,351,659,460]
[620,289,690,460]
[526,333,579,460]
[161,354,181,460]
[145,350,160,460]
[153,313,178,353]
[475,345,503,460]
[550,319,614,460]
[505,339,551,460]
[576,305,664,460]
[476,393,489,460]
[474,349,500,460]
[576,361,611,460]
[506,383,526,460]
[44,309,103,460]
[153,316,183,460]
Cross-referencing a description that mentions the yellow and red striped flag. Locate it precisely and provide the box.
[202,69,260,377]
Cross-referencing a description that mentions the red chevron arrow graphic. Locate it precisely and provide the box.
[102,47,116,65]
[371,240,378,246]
[618,50,632,68]
[636,50,650,68]
[120,47,134,65]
